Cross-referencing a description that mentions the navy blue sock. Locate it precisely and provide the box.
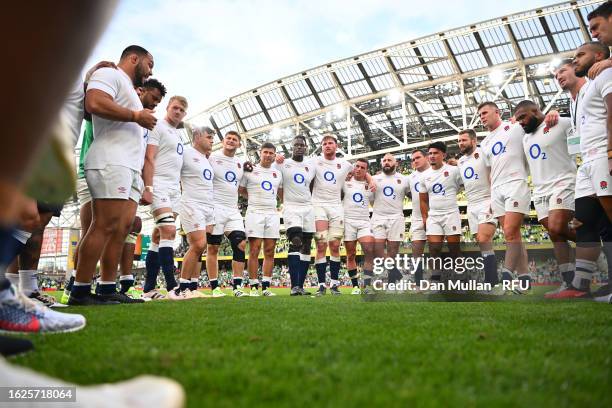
[483,253,499,285]
[96,282,116,295]
[179,281,190,292]
[348,269,358,287]
[71,284,91,297]
[388,267,402,284]
[158,247,178,290]
[315,261,327,286]
[262,279,270,291]
[561,270,574,286]
[233,277,242,290]
[299,259,310,287]
[363,270,373,287]
[144,250,160,292]
[65,275,75,292]
[190,281,198,291]
[288,254,300,287]
[119,278,134,293]
[329,259,340,281]
[501,268,513,284]
[210,279,219,290]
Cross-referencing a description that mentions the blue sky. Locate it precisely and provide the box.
[86,0,561,118]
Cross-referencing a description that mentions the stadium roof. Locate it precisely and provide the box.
[189,0,603,161]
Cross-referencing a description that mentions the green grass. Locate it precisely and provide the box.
[9,288,612,407]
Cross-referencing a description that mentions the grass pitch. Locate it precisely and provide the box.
[9,288,612,407]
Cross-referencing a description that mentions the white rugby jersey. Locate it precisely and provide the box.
[277,158,315,205]
[148,119,184,189]
[372,172,410,218]
[576,68,612,163]
[311,156,353,205]
[240,164,282,213]
[85,67,145,172]
[419,164,463,215]
[457,147,491,205]
[523,118,576,198]
[180,146,214,203]
[210,150,245,209]
[342,179,372,220]
[408,168,431,219]
[568,83,587,155]
[480,122,528,188]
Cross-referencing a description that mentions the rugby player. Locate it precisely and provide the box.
[277,136,315,296]
[407,150,431,285]
[142,96,188,300]
[457,129,499,288]
[207,131,250,297]
[70,45,156,306]
[175,126,216,299]
[478,101,532,292]
[419,142,463,285]
[371,154,410,285]
[514,101,577,295]
[587,2,612,78]
[239,143,283,296]
[550,42,612,301]
[342,158,374,294]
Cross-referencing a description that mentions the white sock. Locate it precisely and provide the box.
[119,274,134,281]
[149,242,159,252]
[19,270,39,296]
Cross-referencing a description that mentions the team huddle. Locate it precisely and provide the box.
[26,4,598,305]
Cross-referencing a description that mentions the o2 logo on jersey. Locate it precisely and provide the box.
[463,166,479,180]
[383,186,396,199]
[492,141,506,156]
[294,173,305,185]
[432,183,445,195]
[203,169,212,181]
[352,192,365,206]
[414,182,420,193]
[261,180,273,194]
[177,143,184,155]
[323,171,336,184]
[225,171,237,186]
[528,144,547,160]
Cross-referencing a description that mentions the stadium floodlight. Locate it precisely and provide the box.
[334,105,345,118]
[550,57,561,69]
[489,69,504,85]
[313,118,322,128]
[325,111,333,123]
[388,89,402,104]
[536,64,547,76]
[270,127,282,140]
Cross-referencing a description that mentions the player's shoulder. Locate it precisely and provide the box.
[594,66,612,85]
[90,67,120,81]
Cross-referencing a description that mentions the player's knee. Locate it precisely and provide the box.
[328,240,340,251]
[159,225,176,240]
[191,239,207,255]
[228,231,247,262]
[301,232,314,251]
[328,226,344,241]
[314,230,328,242]
[263,246,275,258]
[502,224,521,241]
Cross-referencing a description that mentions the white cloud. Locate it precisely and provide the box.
[85,0,562,118]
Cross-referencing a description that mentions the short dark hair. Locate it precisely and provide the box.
[225,130,241,140]
[356,158,368,166]
[588,1,612,20]
[120,45,150,60]
[514,99,539,113]
[459,129,477,139]
[477,101,499,111]
[411,149,426,157]
[293,135,307,143]
[581,41,611,59]
[142,78,167,97]
[428,141,447,153]
[261,142,276,151]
